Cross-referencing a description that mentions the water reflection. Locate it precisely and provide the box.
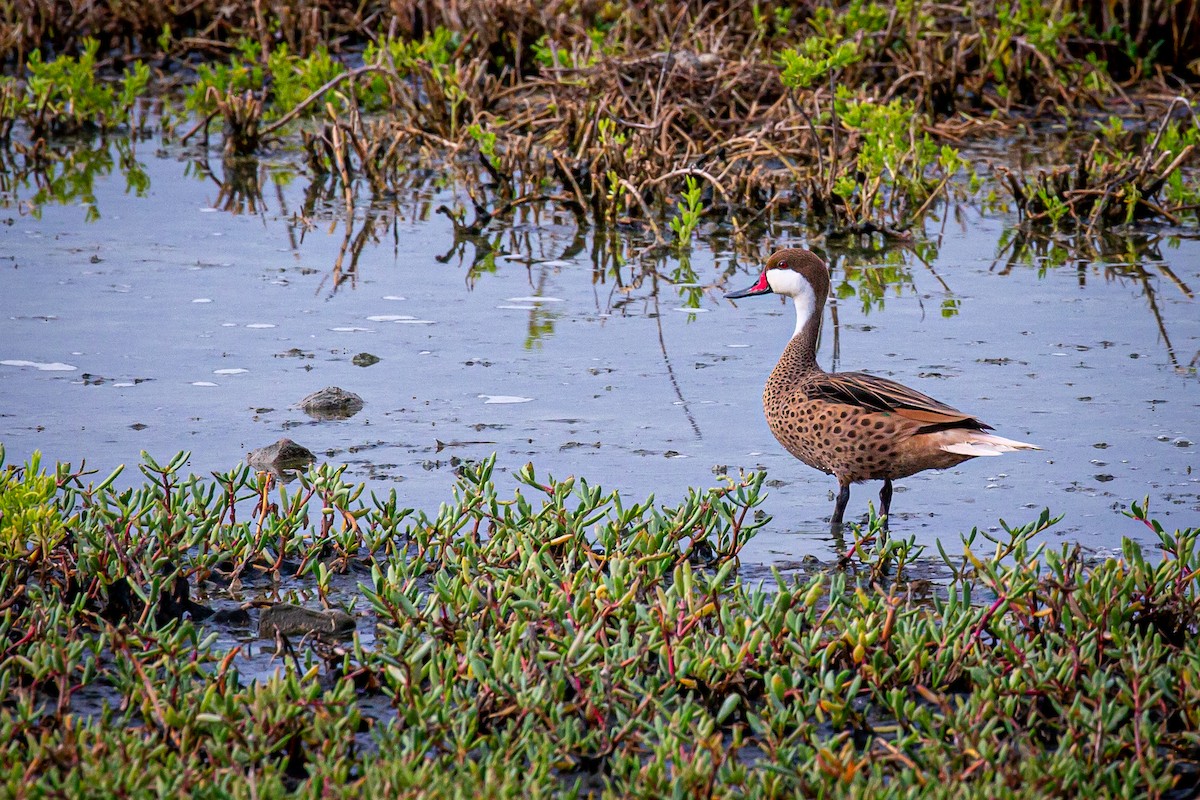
[996,228,1197,373]
[3,134,1192,382]
[0,136,148,220]
[832,252,917,314]
[190,153,266,215]
[2,132,1197,556]
[668,252,705,311]
[517,269,560,350]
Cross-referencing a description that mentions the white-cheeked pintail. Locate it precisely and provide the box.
[725,248,1041,529]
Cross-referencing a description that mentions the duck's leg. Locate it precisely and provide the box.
[879,479,893,523]
[831,482,851,531]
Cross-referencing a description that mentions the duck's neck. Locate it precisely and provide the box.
[770,292,824,386]
[790,290,823,369]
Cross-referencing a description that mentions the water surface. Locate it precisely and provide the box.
[2,139,1197,564]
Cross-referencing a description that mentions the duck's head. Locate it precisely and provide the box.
[724,248,829,302]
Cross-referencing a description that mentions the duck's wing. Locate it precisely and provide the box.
[807,371,991,430]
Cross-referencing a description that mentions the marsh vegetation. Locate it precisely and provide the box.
[3,450,1200,796]
[2,1,1199,796]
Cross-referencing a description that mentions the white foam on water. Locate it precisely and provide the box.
[213,368,248,375]
[2,360,77,371]
[479,394,533,404]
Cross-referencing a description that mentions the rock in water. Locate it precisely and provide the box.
[247,438,316,478]
[299,386,364,420]
[258,603,356,641]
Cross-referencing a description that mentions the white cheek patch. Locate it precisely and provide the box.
[766,268,804,296]
[767,269,817,337]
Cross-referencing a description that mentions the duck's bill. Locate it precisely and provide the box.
[724,271,773,299]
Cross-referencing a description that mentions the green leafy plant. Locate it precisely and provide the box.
[3,445,1200,796]
[7,39,149,138]
[531,35,575,70]
[997,106,1198,229]
[466,122,497,158]
[185,39,373,154]
[777,37,863,90]
[184,39,265,119]
[669,175,704,249]
[809,0,890,39]
[831,94,969,228]
[0,449,65,560]
[267,44,348,112]
[360,28,478,135]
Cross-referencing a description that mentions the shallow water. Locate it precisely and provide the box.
[2,138,1197,565]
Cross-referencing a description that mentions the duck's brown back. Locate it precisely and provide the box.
[762,339,978,483]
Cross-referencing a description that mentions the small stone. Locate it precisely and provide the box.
[352,352,380,367]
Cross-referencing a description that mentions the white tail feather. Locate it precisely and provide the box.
[939,433,1042,457]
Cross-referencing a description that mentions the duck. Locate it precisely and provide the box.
[725,247,1040,529]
